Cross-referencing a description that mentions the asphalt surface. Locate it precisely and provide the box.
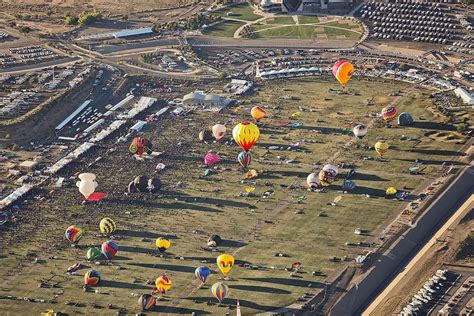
[330,165,474,315]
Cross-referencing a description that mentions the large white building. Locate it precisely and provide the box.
[261,0,352,13]
[454,87,474,105]
[182,91,231,111]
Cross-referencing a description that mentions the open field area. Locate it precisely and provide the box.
[212,3,262,22]
[202,20,245,38]
[0,76,469,315]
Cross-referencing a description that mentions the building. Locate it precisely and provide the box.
[454,87,474,105]
[182,91,231,111]
[224,79,254,95]
[261,0,352,13]
[19,160,38,171]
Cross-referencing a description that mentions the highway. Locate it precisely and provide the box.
[330,164,474,315]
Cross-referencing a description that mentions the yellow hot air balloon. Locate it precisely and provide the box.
[155,275,172,294]
[386,187,397,196]
[155,237,171,254]
[232,121,260,152]
[216,254,234,277]
[250,106,266,122]
[375,140,389,157]
[332,60,354,86]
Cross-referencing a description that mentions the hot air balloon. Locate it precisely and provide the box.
[155,237,171,254]
[65,225,83,244]
[148,177,161,193]
[133,175,148,192]
[211,282,229,303]
[381,105,397,121]
[199,130,213,143]
[129,137,153,155]
[232,121,260,152]
[204,152,221,165]
[76,173,98,199]
[332,60,354,86]
[84,270,101,286]
[207,235,222,247]
[101,240,118,259]
[318,164,338,187]
[99,217,116,235]
[397,112,413,126]
[212,124,226,141]
[306,173,321,189]
[195,266,211,284]
[138,294,155,311]
[386,187,397,196]
[375,140,389,157]
[342,179,356,191]
[155,275,172,294]
[353,124,368,139]
[86,247,102,261]
[217,254,234,277]
[250,106,266,122]
[237,151,252,168]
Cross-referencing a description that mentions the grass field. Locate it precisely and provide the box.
[297,15,320,24]
[266,16,295,25]
[0,76,468,315]
[256,25,316,39]
[202,20,244,38]
[212,3,262,22]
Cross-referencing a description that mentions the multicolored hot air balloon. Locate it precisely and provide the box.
[155,275,172,294]
[232,121,260,152]
[84,270,101,286]
[306,173,321,189]
[318,164,338,187]
[332,60,354,86]
[99,217,116,235]
[397,112,413,126]
[101,240,118,259]
[155,237,171,254]
[217,254,234,277]
[129,137,153,155]
[138,294,155,311]
[211,282,229,303]
[342,179,356,191]
[65,225,83,244]
[353,124,368,139]
[375,140,389,157]
[204,152,222,165]
[237,151,252,168]
[381,105,397,121]
[212,124,226,141]
[195,266,211,284]
[86,247,102,261]
[250,106,266,122]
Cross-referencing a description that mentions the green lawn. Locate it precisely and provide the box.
[212,3,262,21]
[202,20,244,37]
[324,26,361,39]
[0,77,468,315]
[256,25,316,39]
[266,16,295,25]
[297,15,320,24]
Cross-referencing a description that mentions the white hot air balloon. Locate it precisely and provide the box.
[212,124,226,141]
[306,173,321,189]
[76,173,98,199]
[353,124,368,139]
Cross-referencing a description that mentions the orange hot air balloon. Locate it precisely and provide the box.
[332,60,354,86]
[250,106,266,122]
[232,121,259,152]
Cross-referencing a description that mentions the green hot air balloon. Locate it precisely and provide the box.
[86,247,103,261]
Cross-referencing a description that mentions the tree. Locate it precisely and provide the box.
[217,71,227,79]
[65,15,78,26]
[19,26,31,33]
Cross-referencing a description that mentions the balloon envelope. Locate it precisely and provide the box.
[353,124,368,139]
[84,270,100,286]
[129,137,153,155]
[333,60,354,86]
[199,130,213,142]
[375,140,389,157]
[65,225,83,243]
[307,173,321,189]
[342,179,356,191]
[101,240,118,259]
[232,121,260,151]
[381,106,397,121]
[195,266,211,283]
[99,217,116,235]
[237,151,252,168]
[212,124,226,141]
[156,237,171,253]
[250,106,266,122]
[204,153,221,165]
[207,235,222,247]
[138,294,155,311]
[397,112,413,126]
[386,187,397,195]
[216,254,234,277]
[86,247,102,261]
[76,173,97,199]
[211,282,229,303]
[155,275,172,293]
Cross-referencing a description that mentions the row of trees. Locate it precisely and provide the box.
[153,13,222,32]
[65,11,102,27]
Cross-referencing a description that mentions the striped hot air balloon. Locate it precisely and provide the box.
[332,60,354,86]
[99,217,116,235]
[84,270,101,286]
[101,240,118,259]
[211,282,229,303]
[237,151,252,168]
[381,105,397,121]
[65,225,83,244]
[138,294,155,311]
[232,121,260,152]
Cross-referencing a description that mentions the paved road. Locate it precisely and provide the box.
[330,164,474,315]
[94,38,179,54]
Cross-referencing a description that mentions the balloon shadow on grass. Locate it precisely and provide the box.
[128,262,196,273]
[99,280,152,290]
[172,196,255,209]
[156,305,211,314]
[229,284,291,294]
[410,121,455,131]
[242,277,324,288]
[184,297,279,312]
[115,230,180,239]
[107,199,222,213]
